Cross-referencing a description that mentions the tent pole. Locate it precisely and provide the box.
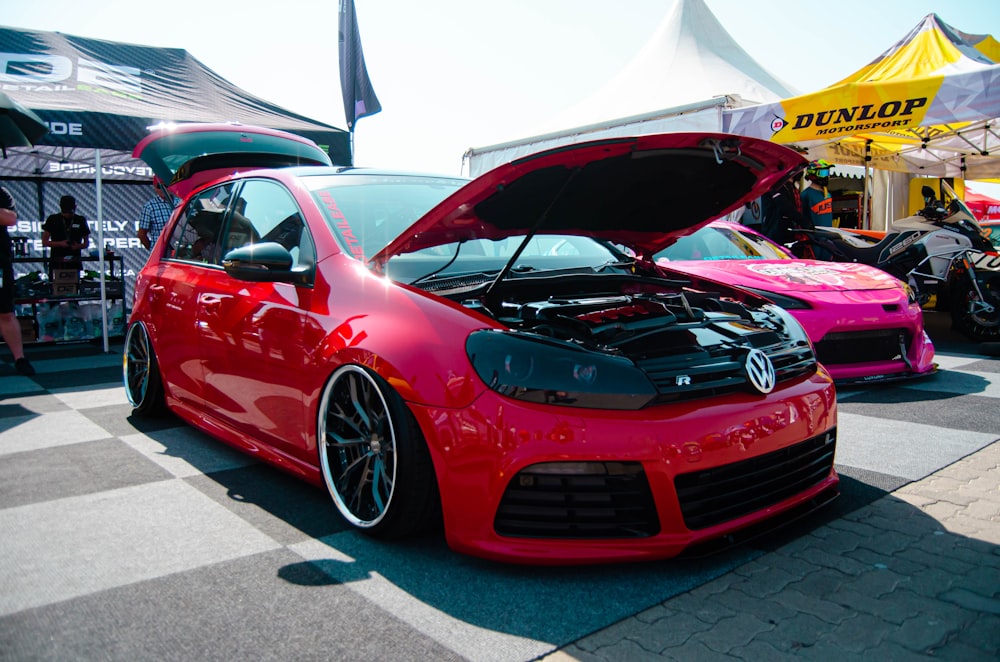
[95,150,109,353]
[862,140,872,230]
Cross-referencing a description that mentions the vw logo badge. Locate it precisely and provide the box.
[745,349,776,394]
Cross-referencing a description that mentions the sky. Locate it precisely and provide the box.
[3,0,999,192]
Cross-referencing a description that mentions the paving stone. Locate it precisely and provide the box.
[663,594,737,626]
[939,588,1000,615]
[956,613,1000,654]
[863,511,948,536]
[633,604,674,625]
[944,514,1000,542]
[734,550,816,578]
[787,570,849,598]
[824,517,883,539]
[688,612,772,653]
[901,566,957,598]
[754,612,829,651]
[816,612,890,653]
[847,548,924,577]
[617,612,712,652]
[585,638,666,662]
[728,565,802,598]
[890,613,958,653]
[951,538,1000,565]
[806,527,864,555]
[894,491,938,509]
[794,547,870,576]
[771,589,853,625]
[827,587,921,625]
[896,546,976,576]
[708,587,796,624]
[928,640,1000,662]
[857,528,922,556]
[729,640,802,662]
[659,640,738,662]
[950,565,1000,600]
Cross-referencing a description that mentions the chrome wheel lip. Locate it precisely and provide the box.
[318,364,398,529]
[123,323,151,408]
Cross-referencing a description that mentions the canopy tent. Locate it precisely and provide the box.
[0,24,351,177]
[463,0,797,177]
[724,14,1000,181]
[0,24,351,350]
[966,189,1000,220]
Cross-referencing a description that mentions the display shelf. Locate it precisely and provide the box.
[11,255,126,344]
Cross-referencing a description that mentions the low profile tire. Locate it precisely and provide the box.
[318,364,440,539]
[123,322,167,416]
[952,273,1000,342]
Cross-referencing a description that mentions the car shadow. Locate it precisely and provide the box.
[264,479,997,652]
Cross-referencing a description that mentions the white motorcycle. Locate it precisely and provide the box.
[793,187,1000,341]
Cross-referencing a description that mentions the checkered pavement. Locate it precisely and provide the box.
[1,314,997,660]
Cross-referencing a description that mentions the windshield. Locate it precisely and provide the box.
[384,234,626,286]
[655,224,792,262]
[304,173,467,260]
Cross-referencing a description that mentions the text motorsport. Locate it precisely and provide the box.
[776,97,929,138]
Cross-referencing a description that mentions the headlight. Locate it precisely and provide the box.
[742,287,812,310]
[762,303,813,349]
[466,330,657,410]
[902,281,918,305]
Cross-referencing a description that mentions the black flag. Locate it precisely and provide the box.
[339,0,382,131]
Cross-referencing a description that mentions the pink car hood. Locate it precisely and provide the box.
[668,259,903,293]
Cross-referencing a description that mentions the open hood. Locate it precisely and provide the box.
[133,123,332,199]
[373,132,804,265]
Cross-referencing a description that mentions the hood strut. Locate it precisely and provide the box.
[482,166,583,308]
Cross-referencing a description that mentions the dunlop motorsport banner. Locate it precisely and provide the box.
[724,14,1000,180]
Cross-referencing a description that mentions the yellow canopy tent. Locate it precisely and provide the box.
[726,13,999,179]
[725,13,1000,226]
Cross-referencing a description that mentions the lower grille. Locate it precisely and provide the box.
[675,429,836,531]
[494,462,660,538]
[815,328,911,366]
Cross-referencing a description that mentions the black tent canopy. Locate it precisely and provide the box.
[0,24,351,351]
[0,24,351,174]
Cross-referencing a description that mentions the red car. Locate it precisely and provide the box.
[124,124,839,565]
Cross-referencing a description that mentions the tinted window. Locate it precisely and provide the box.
[219,180,315,270]
[165,183,238,264]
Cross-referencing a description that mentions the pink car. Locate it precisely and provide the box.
[657,221,936,384]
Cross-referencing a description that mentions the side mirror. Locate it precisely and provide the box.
[222,241,312,286]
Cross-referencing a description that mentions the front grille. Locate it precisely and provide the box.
[494,462,660,538]
[636,340,815,402]
[815,328,910,366]
[675,429,836,531]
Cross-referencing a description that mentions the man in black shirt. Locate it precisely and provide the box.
[0,186,35,376]
[42,195,90,273]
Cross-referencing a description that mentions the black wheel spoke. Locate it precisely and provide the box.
[318,366,397,528]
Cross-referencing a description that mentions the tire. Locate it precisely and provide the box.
[317,364,440,539]
[951,272,1000,342]
[123,322,168,416]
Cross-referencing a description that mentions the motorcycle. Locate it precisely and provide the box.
[790,187,1000,341]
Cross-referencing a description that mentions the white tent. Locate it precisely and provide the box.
[463,0,797,177]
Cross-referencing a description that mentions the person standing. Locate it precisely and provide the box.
[0,186,35,376]
[137,176,175,251]
[42,195,90,273]
[800,160,834,228]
